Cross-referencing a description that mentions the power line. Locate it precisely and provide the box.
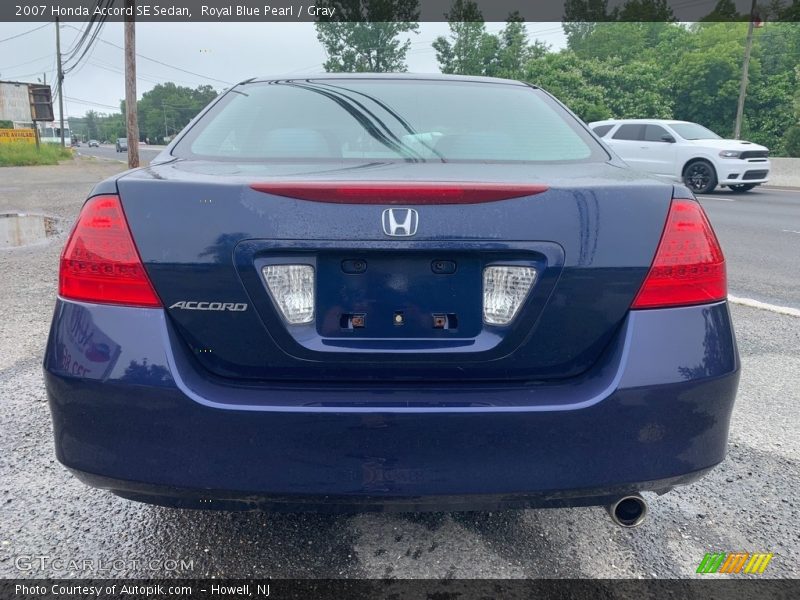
[65,21,110,79]
[0,70,52,82]
[0,53,53,72]
[62,22,94,63]
[283,64,326,75]
[88,55,204,87]
[65,95,120,110]
[87,57,173,86]
[0,23,49,44]
[670,0,718,10]
[63,2,112,75]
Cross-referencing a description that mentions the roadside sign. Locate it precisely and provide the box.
[0,128,36,144]
[28,85,54,121]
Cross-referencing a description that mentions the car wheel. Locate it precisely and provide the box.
[683,160,717,195]
[728,184,757,193]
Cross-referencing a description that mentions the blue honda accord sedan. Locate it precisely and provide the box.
[44,75,738,526]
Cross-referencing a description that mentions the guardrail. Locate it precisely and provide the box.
[767,158,800,188]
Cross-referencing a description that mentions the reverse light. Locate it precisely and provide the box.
[632,198,726,309]
[262,265,315,324]
[59,195,161,307]
[719,150,742,158]
[483,266,537,325]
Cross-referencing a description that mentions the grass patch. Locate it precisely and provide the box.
[0,143,73,167]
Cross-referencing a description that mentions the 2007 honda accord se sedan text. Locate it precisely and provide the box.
[43,74,739,526]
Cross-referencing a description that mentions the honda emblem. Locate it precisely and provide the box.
[382,208,419,237]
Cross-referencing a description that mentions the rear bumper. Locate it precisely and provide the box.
[71,467,714,512]
[43,299,740,510]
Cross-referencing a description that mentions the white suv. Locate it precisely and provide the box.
[588,119,770,194]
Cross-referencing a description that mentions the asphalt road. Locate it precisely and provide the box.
[0,159,798,580]
[698,187,800,310]
[75,143,164,165]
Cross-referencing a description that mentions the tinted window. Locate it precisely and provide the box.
[592,124,613,137]
[174,80,608,163]
[612,124,645,141]
[644,125,671,142]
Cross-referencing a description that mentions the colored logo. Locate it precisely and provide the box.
[696,552,773,574]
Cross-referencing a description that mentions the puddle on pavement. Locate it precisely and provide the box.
[0,212,60,248]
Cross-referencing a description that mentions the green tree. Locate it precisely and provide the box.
[795,65,800,120]
[100,113,126,141]
[562,0,614,54]
[671,23,753,137]
[496,12,548,79]
[477,31,501,76]
[524,51,672,122]
[701,0,740,21]
[433,0,489,75]
[672,53,741,136]
[571,22,673,61]
[587,57,673,118]
[785,125,800,157]
[523,52,612,121]
[314,0,419,72]
[740,69,797,154]
[757,23,800,78]
[617,0,674,21]
[84,110,99,140]
[777,0,800,20]
[135,83,218,143]
[532,20,796,154]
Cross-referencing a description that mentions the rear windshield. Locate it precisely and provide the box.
[173,79,607,163]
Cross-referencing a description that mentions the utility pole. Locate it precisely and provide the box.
[734,0,757,139]
[124,0,140,168]
[55,17,65,148]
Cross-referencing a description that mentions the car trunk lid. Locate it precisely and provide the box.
[117,159,672,382]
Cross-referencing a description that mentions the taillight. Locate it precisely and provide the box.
[59,195,161,307]
[632,198,726,309]
[250,182,548,204]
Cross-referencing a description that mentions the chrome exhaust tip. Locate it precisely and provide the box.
[607,494,648,528]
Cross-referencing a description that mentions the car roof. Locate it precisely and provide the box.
[589,119,694,126]
[241,73,533,87]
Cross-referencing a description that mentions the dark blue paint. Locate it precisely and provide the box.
[113,160,671,381]
[237,241,561,361]
[44,299,739,509]
[47,75,738,510]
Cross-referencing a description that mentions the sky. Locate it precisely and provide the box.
[0,22,567,119]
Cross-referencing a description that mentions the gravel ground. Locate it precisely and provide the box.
[0,159,798,579]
